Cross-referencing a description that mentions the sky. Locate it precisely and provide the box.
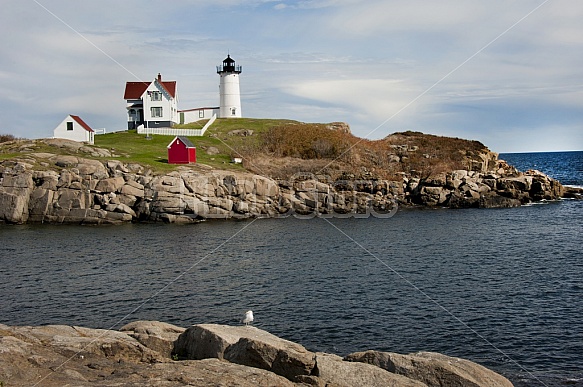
[1,0,582,153]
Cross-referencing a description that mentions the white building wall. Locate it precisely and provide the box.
[141,81,178,127]
[180,108,220,124]
[138,114,216,137]
[219,73,242,118]
[53,116,94,144]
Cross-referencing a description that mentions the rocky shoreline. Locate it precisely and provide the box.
[0,320,514,386]
[0,139,579,224]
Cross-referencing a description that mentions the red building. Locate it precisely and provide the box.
[167,136,196,164]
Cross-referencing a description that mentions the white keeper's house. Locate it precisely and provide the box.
[124,73,178,130]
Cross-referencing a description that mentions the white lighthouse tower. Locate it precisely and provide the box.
[217,54,242,118]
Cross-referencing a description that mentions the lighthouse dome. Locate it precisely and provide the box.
[217,54,242,74]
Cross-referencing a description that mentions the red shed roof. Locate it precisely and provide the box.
[168,136,195,149]
[70,115,94,132]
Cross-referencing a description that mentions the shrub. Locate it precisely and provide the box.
[261,123,352,160]
[0,134,18,143]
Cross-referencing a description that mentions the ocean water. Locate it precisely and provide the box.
[1,151,582,386]
[500,151,583,187]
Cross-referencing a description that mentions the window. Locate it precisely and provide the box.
[199,110,204,118]
[151,107,163,117]
[151,91,162,101]
[66,122,73,131]
[231,107,237,116]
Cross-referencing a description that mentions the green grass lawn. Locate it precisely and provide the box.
[94,118,298,172]
[0,152,22,161]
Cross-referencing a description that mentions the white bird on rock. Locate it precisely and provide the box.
[242,310,254,326]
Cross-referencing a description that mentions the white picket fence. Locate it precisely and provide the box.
[137,114,216,137]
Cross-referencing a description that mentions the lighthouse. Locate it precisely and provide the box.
[217,54,242,118]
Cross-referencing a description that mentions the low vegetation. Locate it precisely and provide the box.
[237,123,490,181]
[0,134,18,143]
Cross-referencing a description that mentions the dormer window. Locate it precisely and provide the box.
[151,91,162,101]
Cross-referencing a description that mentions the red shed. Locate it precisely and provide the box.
[167,136,196,164]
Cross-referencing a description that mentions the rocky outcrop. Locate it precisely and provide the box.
[345,350,513,387]
[407,162,565,209]
[0,145,570,224]
[0,154,399,224]
[564,185,583,200]
[0,321,513,386]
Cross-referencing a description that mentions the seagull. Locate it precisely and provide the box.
[242,310,254,326]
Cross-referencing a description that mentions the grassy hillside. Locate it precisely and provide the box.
[94,118,296,172]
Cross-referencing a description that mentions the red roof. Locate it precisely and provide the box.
[158,80,177,98]
[124,82,150,99]
[168,136,196,149]
[124,79,177,99]
[70,115,94,132]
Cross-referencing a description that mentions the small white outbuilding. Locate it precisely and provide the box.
[53,114,95,144]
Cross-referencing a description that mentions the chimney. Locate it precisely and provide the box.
[157,73,162,82]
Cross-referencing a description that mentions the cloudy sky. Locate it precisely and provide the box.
[1,0,582,152]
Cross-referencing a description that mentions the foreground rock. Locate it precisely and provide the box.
[174,324,316,381]
[306,352,426,387]
[0,321,515,386]
[0,322,295,387]
[346,350,513,387]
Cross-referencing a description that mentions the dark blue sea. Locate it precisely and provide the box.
[500,151,583,188]
[1,151,582,386]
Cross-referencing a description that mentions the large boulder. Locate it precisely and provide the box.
[0,190,30,223]
[120,320,186,358]
[345,350,513,387]
[479,193,521,208]
[120,181,145,198]
[525,170,564,200]
[174,324,248,360]
[28,187,55,217]
[309,352,426,387]
[76,159,109,179]
[254,176,279,197]
[5,324,164,364]
[95,176,125,193]
[173,324,315,381]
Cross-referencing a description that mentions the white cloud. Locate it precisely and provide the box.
[284,78,421,124]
